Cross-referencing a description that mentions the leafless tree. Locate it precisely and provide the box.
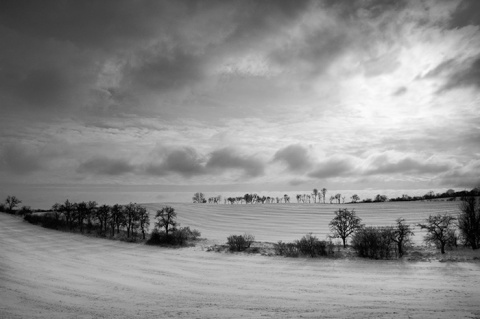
[321,188,327,204]
[458,196,480,249]
[155,206,177,235]
[417,214,456,254]
[391,218,414,257]
[312,189,318,203]
[5,195,21,213]
[329,208,363,248]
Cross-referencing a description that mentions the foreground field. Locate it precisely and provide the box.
[144,201,461,244]
[1,211,480,318]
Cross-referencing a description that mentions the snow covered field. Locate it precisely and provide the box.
[144,201,461,244]
[1,201,480,318]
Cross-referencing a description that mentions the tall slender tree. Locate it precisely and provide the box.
[312,189,318,203]
[321,188,327,204]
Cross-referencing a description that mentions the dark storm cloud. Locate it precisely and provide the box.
[206,148,265,177]
[365,157,450,176]
[272,144,312,172]
[0,144,43,174]
[448,0,480,29]
[308,158,354,179]
[145,147,205,178]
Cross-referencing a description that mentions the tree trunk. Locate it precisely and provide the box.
[440,241,446,254]
[342,237,346,248]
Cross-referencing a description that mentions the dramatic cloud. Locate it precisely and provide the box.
[440,160,480,188]
[448,0,480,29]
[308,157,354,179]
[0,144,43,174]
[206,148,265,178]
[77,157,135,176]
[1,0,479,201]
[365,157,451,176]
[145,147,205,178]
[273,144,312,172]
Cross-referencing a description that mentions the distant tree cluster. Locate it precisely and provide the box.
[22,200,150,240]
[5,196,202,247]
[388,187,479,202]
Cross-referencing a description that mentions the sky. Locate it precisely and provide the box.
[0,0,479,206]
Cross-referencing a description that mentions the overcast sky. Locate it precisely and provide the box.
[1,0,479,196]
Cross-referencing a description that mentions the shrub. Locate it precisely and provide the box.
[275,235,334,258]
[226,233,255,251]
[0,203,5,212]
[296,233,329,257]
[179,226,201,240]
[24,213,43,225]
[351,226,396,259]
[274,241,299,257]
[17,206,33,216]
[146,227,201,246]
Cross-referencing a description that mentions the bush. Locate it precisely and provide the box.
[296,233,329,257]
[17,206,33,216]
[274,235,334,258]
[179,226,201,240]
[24,213,43,225]
[274,241,299,257]
[146,227,201,246]
[0,203,5,212]
[351,227,396,259]
[226,233,255,251]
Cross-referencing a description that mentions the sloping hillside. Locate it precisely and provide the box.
[144,201,460,244]
[1,212,480,319]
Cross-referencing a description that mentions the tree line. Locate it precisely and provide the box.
[193,187,480,205]
[227,196,480,259]
[1,196,201,246]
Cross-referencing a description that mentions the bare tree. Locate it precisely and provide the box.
[123,203,138,238]
[329,208,363,248]
[321,188,327,204]
[51,203,62,223]
[137,206,150,240]
[5,195,21,213]
[95,204,111,234]
[110,204,124,236]
[312,189,318,203]
[391,218,414,257]
[75,202,88,233]
[458,196,480,249]
[351,194,360,203]
[155,206,177,235]
[417,214,456,254]
[60,200,75,230]
[334,193,341,204]
[192,192,206,203]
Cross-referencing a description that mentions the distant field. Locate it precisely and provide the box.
[144,201,460,244]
